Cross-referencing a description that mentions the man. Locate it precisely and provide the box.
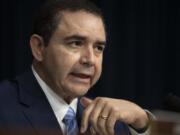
[0,0,151,135]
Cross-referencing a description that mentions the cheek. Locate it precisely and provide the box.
[92,58,102,85]
[50,50,81,76]
[48,47,77,65]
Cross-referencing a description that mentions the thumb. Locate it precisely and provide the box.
[80,97,92,108]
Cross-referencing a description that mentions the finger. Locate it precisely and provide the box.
[97,105,111,135]
[106,109,117,135]
[89,98,106,134]
[80,100,95,133]
[80,97,92,108]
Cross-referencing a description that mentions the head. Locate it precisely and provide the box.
[30,0,106,103]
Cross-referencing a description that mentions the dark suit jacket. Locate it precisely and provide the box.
[0,69,130,135]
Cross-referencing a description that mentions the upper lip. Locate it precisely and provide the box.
[70,72,93,78]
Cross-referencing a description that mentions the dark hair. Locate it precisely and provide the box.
[32,0,104,46]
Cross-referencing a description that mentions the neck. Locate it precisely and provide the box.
[32,61,76,104]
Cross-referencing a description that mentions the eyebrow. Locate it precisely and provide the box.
[64,35,86,41]
[64,35,106,45]
[96,41,106,46]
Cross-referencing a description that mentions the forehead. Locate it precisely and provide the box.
[55,11,106,41]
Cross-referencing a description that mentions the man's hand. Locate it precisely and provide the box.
[80,97,149,135]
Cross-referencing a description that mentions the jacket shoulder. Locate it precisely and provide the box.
[0,79,19,103]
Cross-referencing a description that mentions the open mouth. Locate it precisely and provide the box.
[68,72,93,84]
[70,72,91,79]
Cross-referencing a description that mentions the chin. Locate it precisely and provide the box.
[71,87,90,97]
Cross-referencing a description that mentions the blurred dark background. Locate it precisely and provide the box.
[0,0,180,111]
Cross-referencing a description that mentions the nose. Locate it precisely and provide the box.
[80,46,95,67]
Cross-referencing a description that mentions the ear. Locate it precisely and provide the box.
[30,34,45,61]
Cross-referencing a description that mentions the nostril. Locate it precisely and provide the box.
[80,56,95,67]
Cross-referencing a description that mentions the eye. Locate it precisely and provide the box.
[68,40,83,47]
[95,45,105,53]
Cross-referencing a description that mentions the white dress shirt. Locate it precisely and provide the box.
[32,66,78,134]
[32,66,151,135]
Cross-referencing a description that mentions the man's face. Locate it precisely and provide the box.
[39,11,106,100]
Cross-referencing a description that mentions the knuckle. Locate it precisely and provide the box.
[95,97,101,101]
[105,101,111,107]
[121,112,132,122]
[111,106,119,112]
[96,97,104,103]
[95,97,111,107]
[104,100,111,106]
[113,111,120,118]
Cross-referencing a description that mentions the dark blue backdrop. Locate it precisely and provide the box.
[0,0,180,111]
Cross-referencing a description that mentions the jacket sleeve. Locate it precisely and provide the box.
[128,110,155,135]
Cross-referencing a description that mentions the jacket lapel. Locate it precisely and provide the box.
[16,69,63,135]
